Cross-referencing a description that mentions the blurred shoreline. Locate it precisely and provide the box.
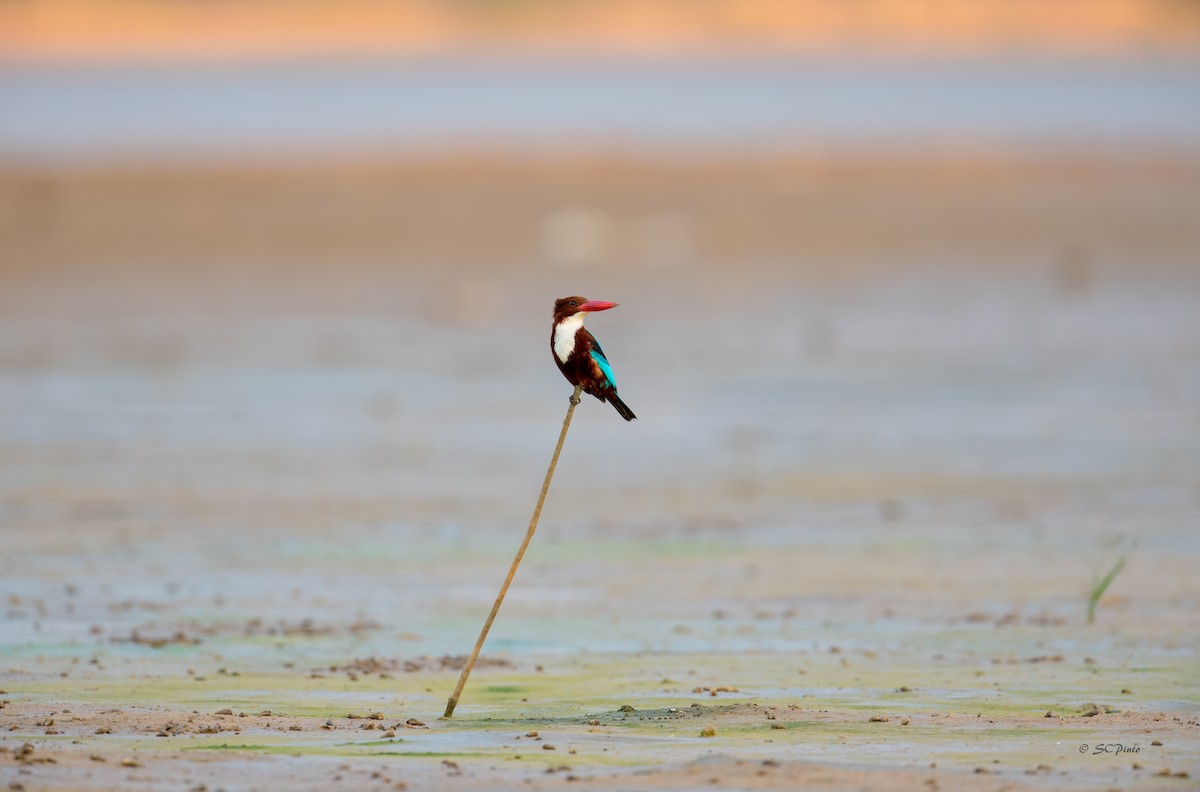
[3,0,1199,63]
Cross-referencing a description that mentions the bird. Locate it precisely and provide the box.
[551,296,636,421]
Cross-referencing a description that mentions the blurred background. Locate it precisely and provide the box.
[1,1,1199,659]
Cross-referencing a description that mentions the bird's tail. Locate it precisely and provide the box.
[608,393,637,422]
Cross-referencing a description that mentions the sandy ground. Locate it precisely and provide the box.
[1,152,1199,790]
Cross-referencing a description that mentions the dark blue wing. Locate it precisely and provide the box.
[589,344,617,390]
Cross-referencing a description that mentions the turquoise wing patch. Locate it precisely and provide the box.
[590,348,617,389]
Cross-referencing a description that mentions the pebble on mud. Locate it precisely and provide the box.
[214,709,233,716]
[869,716,889,722]
[15,743,55,766]
[699,727,716,737]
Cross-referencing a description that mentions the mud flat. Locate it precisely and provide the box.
[1,152,1198,789]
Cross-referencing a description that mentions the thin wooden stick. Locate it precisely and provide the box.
[442,385,584,718]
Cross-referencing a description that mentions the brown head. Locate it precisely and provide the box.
[553,296,619,324]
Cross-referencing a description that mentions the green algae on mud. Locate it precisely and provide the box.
[183,742,311,754]
[5,642,1194,722]
[3,645,1197,786]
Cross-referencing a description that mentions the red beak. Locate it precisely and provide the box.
[579,300,618,312]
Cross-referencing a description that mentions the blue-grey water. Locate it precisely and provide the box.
[2,56,1199,161]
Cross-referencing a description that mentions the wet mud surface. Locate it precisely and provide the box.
[1,155,1199,789]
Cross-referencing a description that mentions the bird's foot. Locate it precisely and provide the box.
[569,388,583,405]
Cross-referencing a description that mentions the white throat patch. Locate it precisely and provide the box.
[553,313,585,363]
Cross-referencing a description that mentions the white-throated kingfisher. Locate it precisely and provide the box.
[551,296,636,421]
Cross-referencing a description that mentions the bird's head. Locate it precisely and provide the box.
[553,296,618,323]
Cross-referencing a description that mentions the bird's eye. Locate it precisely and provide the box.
[569,300,578,307]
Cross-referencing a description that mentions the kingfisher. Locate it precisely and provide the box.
[551,296,636,421]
